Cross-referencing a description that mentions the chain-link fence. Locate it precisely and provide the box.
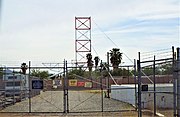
[136,47,175,117]
[0,61,135,113]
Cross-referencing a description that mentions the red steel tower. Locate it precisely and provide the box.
[75,17,91,67]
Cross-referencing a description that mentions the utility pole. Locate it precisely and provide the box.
[107,52,110,98]
[137,52,142,117]
[177,48,180,116]
[134,59,137,110]
[63,60,67,113]
[153,56,156,116]
[28,61,31,113]
[172,46,177,116]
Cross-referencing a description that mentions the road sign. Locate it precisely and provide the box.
[32,80,43,89]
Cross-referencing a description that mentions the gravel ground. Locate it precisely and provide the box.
[0,91,134,113]
[0,111,147,117]
[0,111,173,117]
[0,91,173,116]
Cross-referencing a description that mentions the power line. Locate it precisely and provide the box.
[91,45,99,56]
[92,19,158,84]
[92,19,134,64]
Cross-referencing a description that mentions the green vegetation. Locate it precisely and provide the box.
[158,63,173,75]
[94,56,100,69]
[110,68,131,76]
[67,68,85,79]
[136,63,173,76]
[28,49,174,80]
[31,69,49,79]
[86,53,93,73]
[21,63,28,74]
[91,70,101,79]
[110,48,123,69]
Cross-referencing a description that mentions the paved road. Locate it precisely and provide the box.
[0,90,134,113]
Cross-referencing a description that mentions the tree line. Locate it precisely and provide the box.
[0,48,173,79]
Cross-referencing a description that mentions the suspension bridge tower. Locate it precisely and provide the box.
[75,17,91,67]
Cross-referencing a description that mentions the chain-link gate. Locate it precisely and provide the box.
[0,61,65,113]
[63,61,135,113]
[0,60,136,113]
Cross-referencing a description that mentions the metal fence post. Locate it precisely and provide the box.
[172,46,177,117]
[177,48,180,116]
[28,61,31,113]
[137,52,142,117]
[63,60,66,113]
[66,60,69,113]
[107,52,110,98]
[13,72,15,105]
[153,56,156,115]
[134,59,137,111]
[101,71,103,112]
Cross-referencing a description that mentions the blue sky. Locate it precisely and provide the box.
[0,0,179,66]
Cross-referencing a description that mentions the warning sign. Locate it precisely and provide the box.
[69,80,77,86]
[77,82,85,87]
[32,80,43,89]
[53,79,61,86]
[85,82,92,88]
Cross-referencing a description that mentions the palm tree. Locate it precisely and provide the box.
[21,63,28,74]
[110,48,122,69]
[86,53,93,72]
[94,56,100,69]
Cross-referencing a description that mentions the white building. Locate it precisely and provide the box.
[111,84,173,109]
[3,74,29,101]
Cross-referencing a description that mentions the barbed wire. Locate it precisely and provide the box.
[141,49,173,61]
[141,50,172,57]
[141,48,172,54]
[142,53,173,61]
[156,53,173,58]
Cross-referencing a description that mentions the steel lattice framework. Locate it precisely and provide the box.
[75,17,91,67]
